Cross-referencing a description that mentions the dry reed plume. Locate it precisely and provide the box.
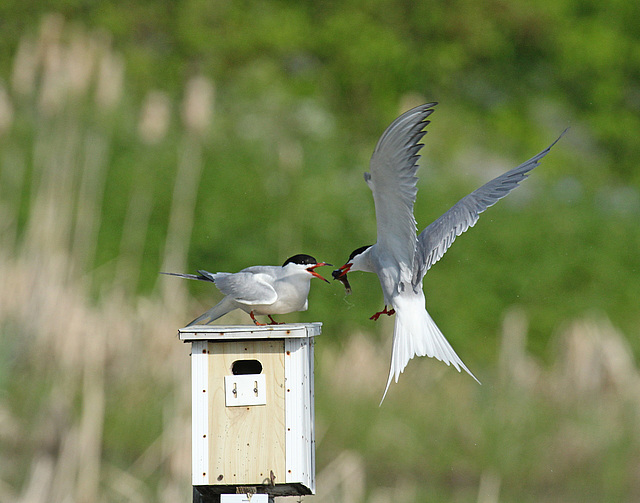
[0,15,204,503]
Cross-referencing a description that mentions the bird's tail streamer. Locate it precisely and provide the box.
[380,294,480,405]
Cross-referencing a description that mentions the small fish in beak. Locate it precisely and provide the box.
[332,265,352,294]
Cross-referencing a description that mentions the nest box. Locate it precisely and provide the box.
[179,323,321,499]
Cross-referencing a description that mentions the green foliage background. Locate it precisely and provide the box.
[4,0,639,347]
[1,2,640,502]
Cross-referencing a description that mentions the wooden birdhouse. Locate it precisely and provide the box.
[179,323,321,501]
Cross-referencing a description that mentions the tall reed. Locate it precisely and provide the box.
[0,15,196,502]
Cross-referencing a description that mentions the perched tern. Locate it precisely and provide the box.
[332,102,565,403]
[162,254,331,326]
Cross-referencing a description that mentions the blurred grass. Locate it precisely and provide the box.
[0,10,639,503]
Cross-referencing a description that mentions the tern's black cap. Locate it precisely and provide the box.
[282,254,318,267]
[348,245,372,261]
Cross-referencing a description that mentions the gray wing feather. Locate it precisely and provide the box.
[161,268,278,305]
[213,271,278,305]
[366,103,437,273]
[412,129,567,287]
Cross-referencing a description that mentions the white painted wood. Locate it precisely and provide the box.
[224,374,267,407]
[219,495,269,503]
[309,335,316,494]
[284,335,315,493]
[179,323,322,341]
[191,340,210,485]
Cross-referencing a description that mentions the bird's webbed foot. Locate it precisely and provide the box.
[267,315,284,325]
[370,306,396,321]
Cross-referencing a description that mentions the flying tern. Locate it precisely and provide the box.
[332,102,565,403]
[163,254,331,326]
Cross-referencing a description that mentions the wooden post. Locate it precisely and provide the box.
[179,323,320,502]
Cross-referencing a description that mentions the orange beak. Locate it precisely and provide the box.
[307,262,331,283]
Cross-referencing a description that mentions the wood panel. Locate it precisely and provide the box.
[207,340,286,485]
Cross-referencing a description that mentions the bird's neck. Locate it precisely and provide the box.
[280,267,312,284]
[352,246,376,273]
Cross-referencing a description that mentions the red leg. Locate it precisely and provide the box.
[267,315,283,325]
[250,311,267,326]
[370,306,396,321]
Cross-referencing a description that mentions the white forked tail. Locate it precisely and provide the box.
[380,293,480,405]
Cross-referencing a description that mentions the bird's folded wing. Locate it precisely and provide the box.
[412,129,567,287]
[366,103,437,274]
[213,272,278,305]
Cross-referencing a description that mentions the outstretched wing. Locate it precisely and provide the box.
[412,129,567,287]
[366,103,437,275]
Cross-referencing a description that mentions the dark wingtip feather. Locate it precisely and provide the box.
[160,271,214,282]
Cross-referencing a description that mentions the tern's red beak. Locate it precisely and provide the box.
[307,262,331,283]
